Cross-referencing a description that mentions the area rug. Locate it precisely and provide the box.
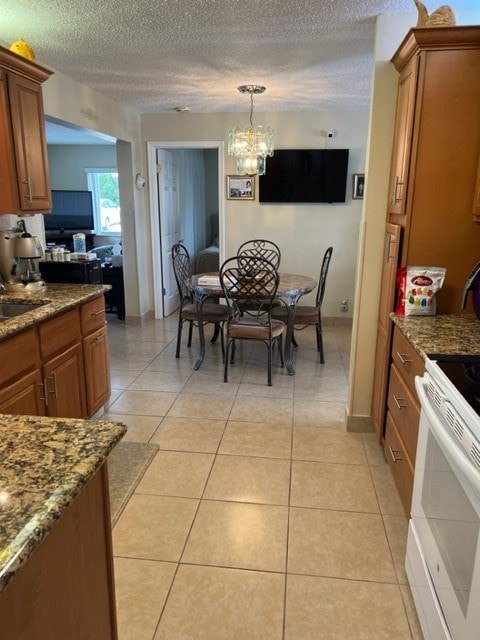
[108,441,159,526]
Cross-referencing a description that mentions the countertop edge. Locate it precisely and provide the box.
[0,416,126,593]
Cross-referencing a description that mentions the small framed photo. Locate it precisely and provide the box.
[353,173,365,200]
[226,176,255,200]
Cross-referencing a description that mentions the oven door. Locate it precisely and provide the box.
[409,375,480,640]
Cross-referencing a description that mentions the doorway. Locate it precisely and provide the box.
[147,141,225,318]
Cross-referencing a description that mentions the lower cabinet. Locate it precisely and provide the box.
[384,326,424,515]
[43,342,87,418]
[0,294,111,419]
[0,369,45,415]
[0,465,118,639]
[83,325,110,416]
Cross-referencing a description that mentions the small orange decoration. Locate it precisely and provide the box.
[10,39,36,61]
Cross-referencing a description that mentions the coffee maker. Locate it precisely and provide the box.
[0,223,45,292]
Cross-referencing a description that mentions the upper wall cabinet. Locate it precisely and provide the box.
[0,46,53,215]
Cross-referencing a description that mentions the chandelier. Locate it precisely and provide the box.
[228,85,274,176]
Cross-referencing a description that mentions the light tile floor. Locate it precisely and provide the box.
[103,313,424,640]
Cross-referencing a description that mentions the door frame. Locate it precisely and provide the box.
[147,140,225,318]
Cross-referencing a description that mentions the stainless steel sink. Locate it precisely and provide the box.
[0,303,44,321]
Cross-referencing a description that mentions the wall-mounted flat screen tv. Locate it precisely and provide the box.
[259,149,349,203]
[44,190,95,232]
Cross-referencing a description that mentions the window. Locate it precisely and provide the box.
[85,168,121,235]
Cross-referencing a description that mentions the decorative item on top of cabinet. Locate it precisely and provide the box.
[413,1,456,27]
[0,45,52,214]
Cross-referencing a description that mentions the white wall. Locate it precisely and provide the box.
[142,111,368,318]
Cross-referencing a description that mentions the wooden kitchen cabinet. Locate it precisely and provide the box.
[372,223,401,440]
[81,296,111,416]
[43,343,87,419]
[373,27,480,434]
[372,27,480,508]
[473,155,480,221]
[39,308,87,419]
[0,46,52,215]
[386,55,418,220]
[384,327,423,516]
[0,327,46,415]
[0,464,118,639]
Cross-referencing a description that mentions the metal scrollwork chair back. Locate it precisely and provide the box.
[272,246,333,363]
[220,255,286,386]
[171,243,227,359]
[237,239,281,270]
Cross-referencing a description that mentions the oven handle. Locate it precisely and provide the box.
[415,375,480,491]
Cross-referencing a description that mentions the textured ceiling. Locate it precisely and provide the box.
[1,1,479,115]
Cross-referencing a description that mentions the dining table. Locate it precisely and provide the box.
[188,271,317,375]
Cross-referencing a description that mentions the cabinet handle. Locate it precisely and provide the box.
[396,351,411,365]
[393,394,407,410]
[91,310,104,316]
[388,445,405,463]
[39,379,48,405]
[391,175,404,204]
[95,334,105,342]
[22,177,33,202]
[48,373,58,396]
[385,235,397,262]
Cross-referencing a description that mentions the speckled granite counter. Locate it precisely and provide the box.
[0,282,110,340]
[0,414,126,592]
[392,314,480,360]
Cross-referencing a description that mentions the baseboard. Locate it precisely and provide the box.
[323,316,353,328]
[345,409,374,433]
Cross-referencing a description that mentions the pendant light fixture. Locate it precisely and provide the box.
[228,85,274,176]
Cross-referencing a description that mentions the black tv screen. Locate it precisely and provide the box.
[44,190,94,232]
[259,149,349,203]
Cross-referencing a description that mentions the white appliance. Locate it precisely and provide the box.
[407,357,480,640]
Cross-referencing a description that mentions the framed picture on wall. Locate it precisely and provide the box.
[226,176,255,200]
[353,173,365,200]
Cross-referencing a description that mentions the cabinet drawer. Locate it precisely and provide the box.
[39,308,81,360]
[384,411,414,516]
[81,296,106,335]
[391,327,424,397]
[387,363,420,463]
[0,328,41,385]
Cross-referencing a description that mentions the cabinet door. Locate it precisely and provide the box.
[0,70,19,213]
[0,369,46,416]
[387,56,418,220]
[473,155,480,221]
[371,223,401,441]
[7,72,51,212]
[44,343,87,418]
[83,325,111,416]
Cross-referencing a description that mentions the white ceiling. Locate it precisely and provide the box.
[2,1,478,140]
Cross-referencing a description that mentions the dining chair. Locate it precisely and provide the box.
[220,255,286,386]
[237,239,281,270]
[171,243,228,359]
[271,246,333,363]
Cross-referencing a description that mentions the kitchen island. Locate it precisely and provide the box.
[0,413,126,640]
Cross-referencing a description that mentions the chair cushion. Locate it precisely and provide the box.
[181,302,229,323]
[227,318,285,341]
[271,305,319,324]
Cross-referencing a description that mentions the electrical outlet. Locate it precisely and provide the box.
[340,299,348,312]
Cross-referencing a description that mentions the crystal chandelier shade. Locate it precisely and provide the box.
[227,85,274,176]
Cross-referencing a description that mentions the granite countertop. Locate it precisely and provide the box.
[392,314,480,360]
[0,282,110,340]
[0,414,126,592]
